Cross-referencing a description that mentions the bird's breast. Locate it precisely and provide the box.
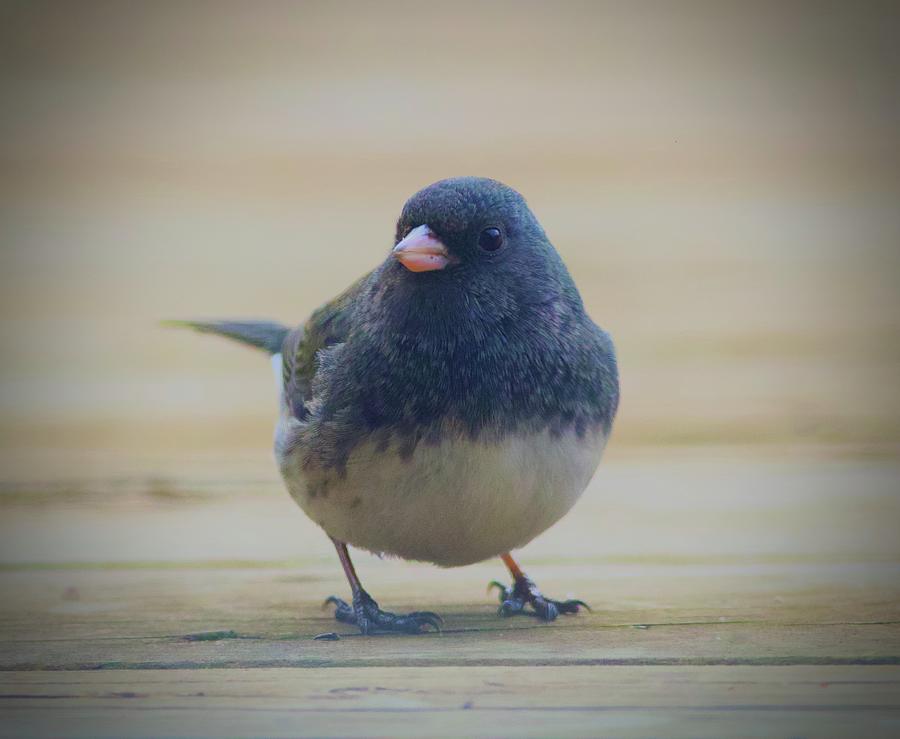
[275,423,607,567]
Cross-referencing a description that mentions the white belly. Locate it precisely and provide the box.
[275,422,606,567]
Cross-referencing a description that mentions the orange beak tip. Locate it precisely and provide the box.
[395,252,450,272]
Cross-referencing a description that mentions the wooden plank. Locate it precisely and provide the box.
[2,666,900,739]
[3,621,899,671]
[0,565,900,669]
[1,559,898,670]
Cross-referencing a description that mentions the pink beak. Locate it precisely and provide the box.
[392,224,451,273]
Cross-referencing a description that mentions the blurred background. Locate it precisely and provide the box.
[1,2,898,567]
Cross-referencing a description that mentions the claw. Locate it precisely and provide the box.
[324,595,357,626]
[326,591,442,635]
[559,599,591,613]
[408,610,444,626]
[407,612,443,632]
[488,580,513,604]
[487,580,507,594]
[490,576,591,621]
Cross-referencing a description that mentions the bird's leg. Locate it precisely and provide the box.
[489,552,590,621]
[324,537,442,635]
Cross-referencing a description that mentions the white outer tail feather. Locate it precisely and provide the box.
[271,353,283,398]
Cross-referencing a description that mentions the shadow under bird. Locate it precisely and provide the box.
[171,177,619,635]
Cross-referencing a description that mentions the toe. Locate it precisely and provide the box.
[388,611,443,634]
[554,599,591,615]
[324,595,356,624]
[356,615,374,635]
[532,598,559,621]
[490,577,591,622]
[409,612,444,633]
[487,580,512,603]
[408,611,444,626]
[498,597,527,617]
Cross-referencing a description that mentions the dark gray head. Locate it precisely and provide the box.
[381,177,581,330]
[393,177,544,266]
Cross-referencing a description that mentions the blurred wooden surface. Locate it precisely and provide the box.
[1,453,899,737]
[3,2,899,480]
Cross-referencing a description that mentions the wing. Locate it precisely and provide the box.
[280,271,372,421]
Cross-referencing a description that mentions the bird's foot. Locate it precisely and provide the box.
[324,590,442,635]
[489,577,590,621]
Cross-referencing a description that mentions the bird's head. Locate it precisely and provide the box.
[384,178,576,323]
[392,177,546,275]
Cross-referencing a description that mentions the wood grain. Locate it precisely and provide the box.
[1,666,899,739]
[1,455,898,736]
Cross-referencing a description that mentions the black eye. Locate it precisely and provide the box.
[478,227,503,252]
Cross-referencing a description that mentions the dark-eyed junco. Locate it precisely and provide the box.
[173,177,619,634]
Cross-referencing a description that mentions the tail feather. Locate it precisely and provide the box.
[164,319,289,355]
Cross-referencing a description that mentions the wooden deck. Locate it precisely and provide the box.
[1,452,899,737]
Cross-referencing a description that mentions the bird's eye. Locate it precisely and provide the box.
[478,227,503,252]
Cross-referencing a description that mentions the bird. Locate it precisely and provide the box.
[171,177,619,635]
